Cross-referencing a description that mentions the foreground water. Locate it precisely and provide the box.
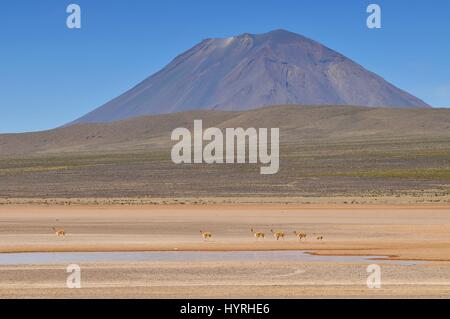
[0,251,425,266]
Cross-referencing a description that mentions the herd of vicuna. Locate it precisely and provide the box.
[201,229,324,241]
[50,227,323,241]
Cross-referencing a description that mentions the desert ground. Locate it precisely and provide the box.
[1,106,450,298]
[0,204,449,298]
[1,106,450,201]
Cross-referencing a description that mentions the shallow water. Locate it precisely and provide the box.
[0,251,425,266]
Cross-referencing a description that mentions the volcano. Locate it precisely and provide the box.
[70,29,429,125]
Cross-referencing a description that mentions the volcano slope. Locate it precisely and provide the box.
[0,105,449,203]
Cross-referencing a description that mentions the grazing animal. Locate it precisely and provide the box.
[251,229,265,239]
[293,231,307,241]
[52,227,66,237]
[200,230,212,240]
[270,229,285,241]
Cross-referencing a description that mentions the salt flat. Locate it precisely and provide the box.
[0,204,449,298]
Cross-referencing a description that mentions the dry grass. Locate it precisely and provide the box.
[1,105,450,200]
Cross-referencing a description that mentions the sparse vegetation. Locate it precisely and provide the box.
[328,168,450,180]
[1,106,450,199]
[0,165,93,175]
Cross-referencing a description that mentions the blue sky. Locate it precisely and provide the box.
[1,0,449,133]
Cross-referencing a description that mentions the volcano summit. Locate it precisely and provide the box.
[70,29,429,125]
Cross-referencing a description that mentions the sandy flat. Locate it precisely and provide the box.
[1,205,450,260]
[1,261,450,299]
[0,204,450,298]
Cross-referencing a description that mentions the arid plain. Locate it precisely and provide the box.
[0,204,450,298]
[1,105,450,298]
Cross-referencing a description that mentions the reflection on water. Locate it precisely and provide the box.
[0,250,426,266]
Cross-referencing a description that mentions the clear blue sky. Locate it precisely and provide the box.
[1,0,449,133]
